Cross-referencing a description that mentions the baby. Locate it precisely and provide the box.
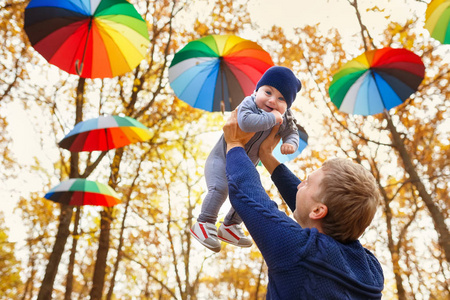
[191,66,302,252]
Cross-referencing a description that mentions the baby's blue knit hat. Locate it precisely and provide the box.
[256,66,302,108]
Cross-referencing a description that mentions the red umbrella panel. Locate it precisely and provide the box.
[44,178,120,207]
[59,115,152,152]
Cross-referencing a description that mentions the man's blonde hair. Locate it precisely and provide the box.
[316,158,381,243]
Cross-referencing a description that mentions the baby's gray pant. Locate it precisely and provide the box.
[198,140,242,225]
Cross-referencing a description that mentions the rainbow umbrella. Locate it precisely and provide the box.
[24,0,149,78]
[272,124,308,163]
[45,178,120,207]
[59,115,152,152]
[425,0,450,44]
[169,35,274,112]
[329,47,425,116]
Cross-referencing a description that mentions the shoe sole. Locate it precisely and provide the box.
[217,235,252,248]
[190,229,221,253]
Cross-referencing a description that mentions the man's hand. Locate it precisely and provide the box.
[259,125,282,174]
[259,125,281,156]
[223,109,255,152]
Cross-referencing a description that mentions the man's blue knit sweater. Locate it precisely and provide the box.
[226,147,384,299]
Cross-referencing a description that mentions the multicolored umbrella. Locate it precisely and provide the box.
[59,115,152,152]
[24,0,150,78]
[272,124,308,163]
[169,35,274,112]
[329,47,425,116]
[425,0,450,44]
[44,178,120,207]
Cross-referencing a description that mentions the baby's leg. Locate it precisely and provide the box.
[224,207,242,225]
[198,152,228,224]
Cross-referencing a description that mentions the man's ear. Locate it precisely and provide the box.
[309,204,328,220]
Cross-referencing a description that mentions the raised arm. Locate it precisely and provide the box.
[224,111,308,267]
[259,125,300,212]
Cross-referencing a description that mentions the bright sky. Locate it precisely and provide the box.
[249,0,358,31]
[2,0,429,243]
[251,0,424,34]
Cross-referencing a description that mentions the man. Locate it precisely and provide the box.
[223,110,384,299]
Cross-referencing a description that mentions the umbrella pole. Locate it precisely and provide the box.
[219,58,225,114]
[76,17,93,76]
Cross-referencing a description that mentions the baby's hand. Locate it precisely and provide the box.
[280,143,295,155]
[271,110,283,125]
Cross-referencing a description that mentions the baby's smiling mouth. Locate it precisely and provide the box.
[265,105,273,112]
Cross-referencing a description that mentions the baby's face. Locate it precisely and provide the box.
[254,85,288,115]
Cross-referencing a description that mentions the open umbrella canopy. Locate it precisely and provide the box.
[59,115,152,152]
[44,178,120,207]
[169,35,274,112]
[425,0,450,44]
[272,124,308,163]
[24,0,150,78]
[329,47,425,116]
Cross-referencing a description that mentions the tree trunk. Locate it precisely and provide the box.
[385,111,450,262]
[106,155,143,300]
[37,77,86,300]
[89,147,124,300]
[105,195,129,300]
[382,194,407,300]
[89,208,113,300]
[65,207,81,300]
[37,204,74,300]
